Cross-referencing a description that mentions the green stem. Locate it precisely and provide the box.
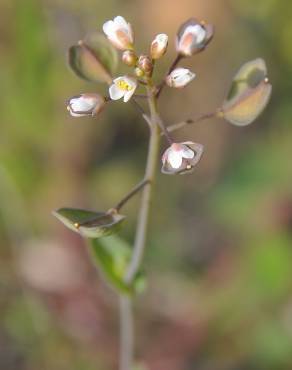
[125,86,160,283]
[119,83,161,370]
[119,296,134,370]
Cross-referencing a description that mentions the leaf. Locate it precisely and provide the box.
[221,58,272,126]
[91,236,146,295]
[222,80,272,126]
[52,208,125,238]
[68,32,118,84]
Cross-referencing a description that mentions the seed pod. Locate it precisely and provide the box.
[221,58,272,126]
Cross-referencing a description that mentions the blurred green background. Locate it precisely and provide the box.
[1,0,292,369]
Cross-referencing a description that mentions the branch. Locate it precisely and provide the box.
[113,179,150,212]
[156,54,182,99]
[163,111,218,135]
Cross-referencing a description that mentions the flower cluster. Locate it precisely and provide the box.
[66,15,270,175]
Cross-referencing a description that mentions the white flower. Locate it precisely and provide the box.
[176,18,213,56]
[165,143,194,168]
[67,94,105,117]
[166,68,196,88]
[161,142,204,175]
[109,76,137,102]
[103,16,134,50]
[150,33,168,59]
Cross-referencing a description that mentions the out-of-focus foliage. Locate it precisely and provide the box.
[0,0,292,370]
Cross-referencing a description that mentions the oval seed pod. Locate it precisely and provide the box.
[222,59,272,126]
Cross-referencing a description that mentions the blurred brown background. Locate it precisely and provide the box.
[0,0,292,369]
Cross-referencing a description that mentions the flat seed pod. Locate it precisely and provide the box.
[53,208,125,238]
[226,58,267,104]
[68,32,117,84]
[222,79,272,126]
[222,58,271,126]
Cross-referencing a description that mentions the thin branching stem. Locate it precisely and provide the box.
[163,111,218,135]
[156,54,182,98]
[113,179,150,212]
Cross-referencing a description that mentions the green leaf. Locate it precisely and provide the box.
[52,208,125,238]
[222,58,272,126]
[91,236,146,295]
[68,32,118,84]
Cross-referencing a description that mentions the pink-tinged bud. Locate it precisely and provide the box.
[138,55,153,75]
[109,75,137,102]
[103,16,134,51]
[166,68,196,88]
[161,142,204,175]
[176,18,214,56]
[150,33,168,59]
[122,50,137,66]
[67,94,106,117]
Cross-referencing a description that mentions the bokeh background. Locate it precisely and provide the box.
[1,0,292,369]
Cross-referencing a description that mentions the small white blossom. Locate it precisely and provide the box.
[166,68,196,88]
[109,76,137,102]
[67,94,105,117]
[162,142,204,175]
[103,16,134,50]
[150,33,168,59]
[176,19,213,56]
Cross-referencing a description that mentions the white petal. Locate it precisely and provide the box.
[181,146,195,159]
[189,24,206,44]
[109,84,124,100]
[168,150,183,169]
[123,86,136,102]
[103,20,115,36]
[114,16,128,29]
[71,97,94,111]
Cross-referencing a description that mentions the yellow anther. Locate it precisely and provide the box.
[74,222,79,229]
[186,164,192,170]
[117,80,133,91]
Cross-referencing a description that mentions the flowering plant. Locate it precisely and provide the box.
[54,15,271,370]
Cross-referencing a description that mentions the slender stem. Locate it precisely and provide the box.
[118,83,160,370]
[163,111,218,135]
[132,98,146,116]
[113,179,150,212]
[125,85,160,283]
[119,296,134,370]
[156,54,182,98]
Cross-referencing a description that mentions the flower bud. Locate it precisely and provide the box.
[176,18,214,56]
[134,67,144,78]
[138,55,153,75]
[103,16,134,50]
[122,50,137,66]
[166,68,196,88]
[150,33,168,59]
[162,142,204,175]
[109,76,137,102]
[67,93,106,117]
